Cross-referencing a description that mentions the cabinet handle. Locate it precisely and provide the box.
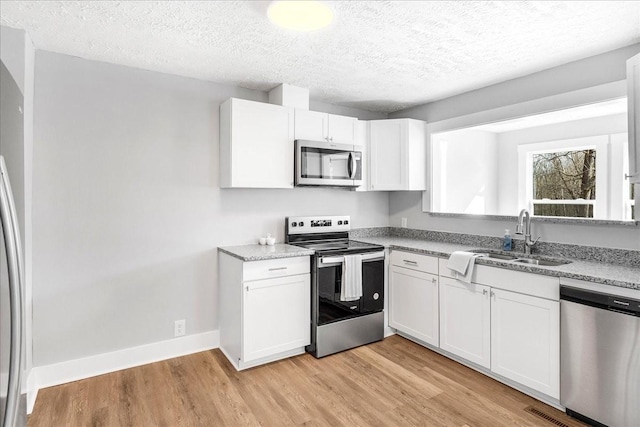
[432,278,437,284]
[268,267,288,271]
[483,289,488,296]
[403,260,418,265]
[490,291,495,297]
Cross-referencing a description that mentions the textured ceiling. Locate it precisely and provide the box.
[1,1,639,112]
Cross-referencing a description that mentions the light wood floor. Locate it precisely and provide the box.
[28,335,585,426]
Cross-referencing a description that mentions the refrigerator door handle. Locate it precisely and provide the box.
[0,156,24,427]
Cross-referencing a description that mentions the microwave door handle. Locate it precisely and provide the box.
[350,152,358,179]
[348,152,357,179]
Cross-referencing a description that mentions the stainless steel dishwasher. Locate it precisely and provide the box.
[560,285,640,427]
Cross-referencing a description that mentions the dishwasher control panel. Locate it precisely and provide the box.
[561,285,640,316]
[608,296,640,315]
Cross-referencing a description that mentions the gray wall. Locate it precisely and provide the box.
[395,43,640,123]
[388,43,640,250]
[32,51,389,366]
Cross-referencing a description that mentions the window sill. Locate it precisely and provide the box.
[425,211,638,227]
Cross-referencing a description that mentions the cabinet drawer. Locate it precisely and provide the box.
[438,258,458,279]
[391,250,438,274]
[243,256,310,282]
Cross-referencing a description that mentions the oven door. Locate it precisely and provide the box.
[316,251,384,325]
[295,140,362,187]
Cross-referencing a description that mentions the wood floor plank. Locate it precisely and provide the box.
[28,335,586,427]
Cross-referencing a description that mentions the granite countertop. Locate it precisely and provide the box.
[355,236,640,290]
[218,243,314,261]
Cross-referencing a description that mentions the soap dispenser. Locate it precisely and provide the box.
[502,229,512,251]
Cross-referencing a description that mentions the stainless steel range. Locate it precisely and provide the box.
[285,215,385,358]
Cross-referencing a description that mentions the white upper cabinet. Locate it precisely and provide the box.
[627,53,640,187]
[328,114,358,144]
[294,109,326,141]
[369,118,426,191]
[294,109,358,144]
[355,120,369,192]
[219,98,294,188]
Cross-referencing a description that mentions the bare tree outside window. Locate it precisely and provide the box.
[532,149,596,218]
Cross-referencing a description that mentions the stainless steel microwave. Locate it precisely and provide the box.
[295,140,362,187]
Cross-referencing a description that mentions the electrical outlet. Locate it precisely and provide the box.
[401,217,407,228]
[174,319,186,337]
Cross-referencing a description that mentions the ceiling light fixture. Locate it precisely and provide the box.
[267,1,334,32]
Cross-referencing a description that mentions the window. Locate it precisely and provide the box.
[518,134,632,220]
[427,98,634,221]
[531,149,596,218]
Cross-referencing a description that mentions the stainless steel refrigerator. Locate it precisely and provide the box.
[1,60,27,427]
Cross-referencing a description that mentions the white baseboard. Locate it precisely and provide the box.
[29,330,219,412]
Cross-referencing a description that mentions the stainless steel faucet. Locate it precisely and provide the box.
[515,208,540,254]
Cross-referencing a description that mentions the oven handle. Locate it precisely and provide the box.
[319,251,385,267]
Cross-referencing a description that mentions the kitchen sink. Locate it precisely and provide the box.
[484,253,519,261]
[511,258,571,266]
[470,249,571,266]
[469,249,518,260]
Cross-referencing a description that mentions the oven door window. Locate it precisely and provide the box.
[316,258,384,325]
[317,264,361,325]
[300,147,352,180]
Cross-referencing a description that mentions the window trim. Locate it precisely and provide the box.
[518,136,609,219]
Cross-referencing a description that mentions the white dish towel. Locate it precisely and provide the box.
[341,254,363,301]
[447,251,482,284]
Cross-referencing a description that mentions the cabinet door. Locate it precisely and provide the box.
[439,277,491,368]
[369,120,407,190]
[328,114,357,144]
[627,53,640,185]
[491,288,559,398]
[294,109,327,141]
[354,120,368,192]
[225,99,294,188]
[389,265,438,346]
[242,274,310,363]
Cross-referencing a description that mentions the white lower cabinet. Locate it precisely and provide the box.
[439,277,491,368]
[243,274,311,363]
[389,265,439,346]
[219,253,311,370]
[392,256,561,401]
[389,250,439,346]
[490,288,560,398]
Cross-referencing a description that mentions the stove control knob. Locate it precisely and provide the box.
[373,292,380,300]
[338,220,343,225]
[299,221,304,227]
[292,222,297,227]
[344,220,349,225]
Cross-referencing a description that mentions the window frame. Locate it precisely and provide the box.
[518,136,609,219]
